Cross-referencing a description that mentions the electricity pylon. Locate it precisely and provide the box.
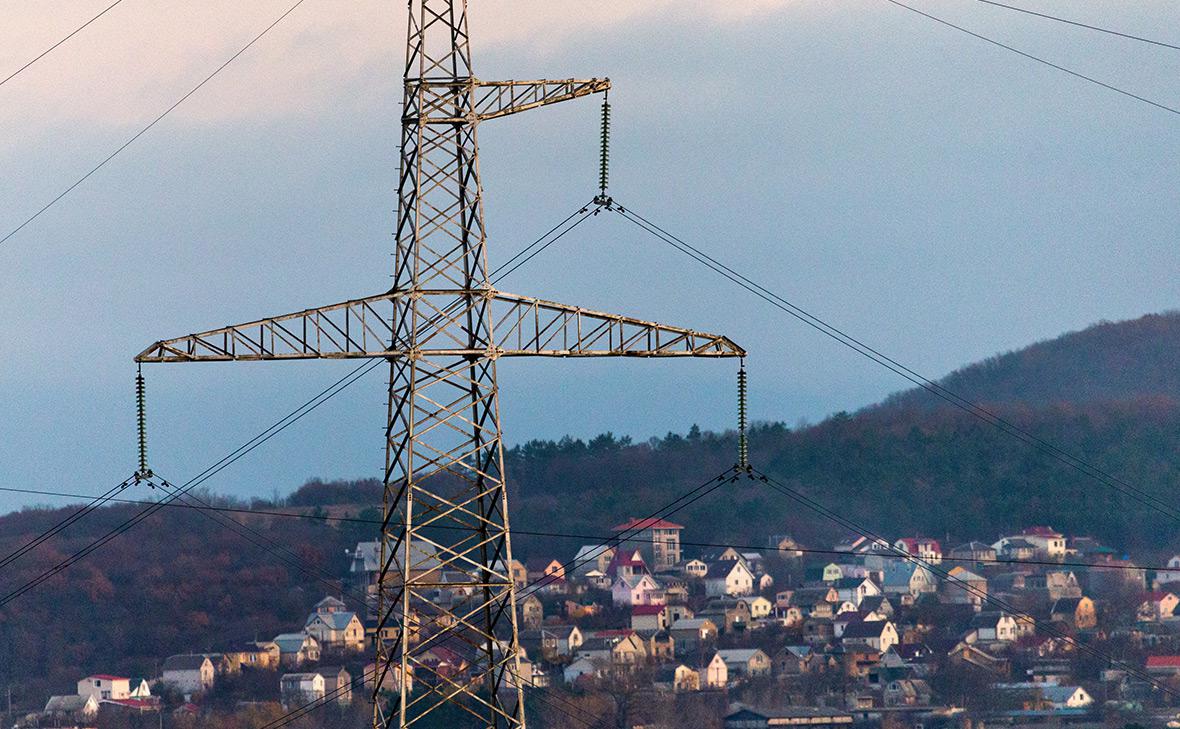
[136,1,744,726]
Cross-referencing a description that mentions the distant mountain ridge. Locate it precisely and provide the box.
[880,311,1180,410]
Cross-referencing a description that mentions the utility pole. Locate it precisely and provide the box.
[135,1,745,727]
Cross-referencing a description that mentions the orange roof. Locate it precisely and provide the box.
[611,517,684,532]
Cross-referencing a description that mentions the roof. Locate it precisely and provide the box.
[896,537,942,553]
[971,612,1011,629]
[84,674,130,681]
[717,648,767,663]
[1022,526,1063,538]
[705,560,748,579]
[842,620,891,639]
[611,517,683,532]
[632,605,665,616]
[1146,655,1180,668]
[274,633,315,653]
[670,617,714,631]
[45,695,94,712]
[314,595,346,610]
[162,654,209,672]
[308,611,359,630]
[1041,685,1085,703]
[1051,597,1084,613]
[1003,538,1036,549]
[525,557,561,571]
[950,541,994,553]
[351,540,439,573]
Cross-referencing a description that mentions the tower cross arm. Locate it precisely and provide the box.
[134,289,743,362]
[409,78,610,123]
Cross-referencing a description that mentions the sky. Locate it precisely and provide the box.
[1,0,1179,514]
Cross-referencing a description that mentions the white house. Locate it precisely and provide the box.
[699,652,728,688]
[161,655,215,695]
[1041,685,1093,709]
[77,675,131,701]
[44,695,99,721]
[841,620,899,653]
[971,612,1018,642]
[563,657,604,684]
[280,673,325,707]
[704,560,754,597]
[1019,527,1067,559]
[304,610,365,652]
[681,558,709,579]
[612,573,663,607]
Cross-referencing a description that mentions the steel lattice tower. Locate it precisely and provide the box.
[137,2,744,726]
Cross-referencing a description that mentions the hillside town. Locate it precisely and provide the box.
[24,520,1180,728]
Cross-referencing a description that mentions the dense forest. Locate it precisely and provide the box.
[4,311,1180,703]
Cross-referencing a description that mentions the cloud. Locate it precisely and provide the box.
[0,0,795,135]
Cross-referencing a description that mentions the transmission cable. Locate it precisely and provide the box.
[9,485,1166,572]
[0,0,310,249]
[612,204,1180,533]
[977,0,1180,51]
[0,203,596,604]
[0,1,126,89]
[884,0,1180,117]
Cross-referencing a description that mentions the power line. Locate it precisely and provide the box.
[613,204,1180,539]
[4,485,1170,574]
[0,0,310,249]
[977,0,1180,51]
[884,0,1180,117]
[750,466,1180,703]
[0,200,594,601]
[0,0,126,89]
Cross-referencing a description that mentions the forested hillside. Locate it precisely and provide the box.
[5,311,1180,703]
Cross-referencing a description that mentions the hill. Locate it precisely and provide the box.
[881,311,1180,410]
[5,311,1180,702]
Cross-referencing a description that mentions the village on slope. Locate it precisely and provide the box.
[27,520,1180,728]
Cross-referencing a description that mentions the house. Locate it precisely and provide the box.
[949,541,997,563]
[161,655,215,695]
[563,657,604,684]
[823,563,868,582]
[655,663,700,692]
[44,695,99,721]
[1139,591,1179,621]
[571,545,614,579]
[520,594,544,629]
[1020,526,1067,559]
[584,569,612,590]
[700,597,753,633]
[993,537,1037,561]
[970,612,1018,642]
[1146,655,1180,676]
[771,534,804,558]
[884,678,932,706]
[717,648,772,678]
[509,558,529,589]
[858,595,894,618]
[790,586,839,616]
[705,560,754,597]
[1040,685,1093,709]
[841,620,899,653]
[1051,596,1098,630]
[941,566,987,609]
[77,675,131,701]
[881,561,936,597]
[894,537,942,564]
[317,666,352,705]
[127,679,152,698]
[699,652,728,688]
[526,624,583,660]
[526,557,566,585]
[749,596,773,619]
[280,673,325,707]
[1025,571,1081,601]
[606,548,649,580]
[1154,555,1180,589]
[223,642,280,672]
[632,604,669,632]
[612,517,684,571]
[305,608,365,652]
[669,617,717,655]
[273,633,322,666]
[577,631,648,669]
[833,577,880,606]
[803,617,835,646]
[774,645,825,675]
[612,573,664,607]
[681,558,709,578]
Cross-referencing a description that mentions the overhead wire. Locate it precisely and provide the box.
[0,0,310,249]
[0,201,598,606]
[883,0,1180,117]
[612,204,1180,534]
[0,0,126,89]
[976,0,1180,52]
